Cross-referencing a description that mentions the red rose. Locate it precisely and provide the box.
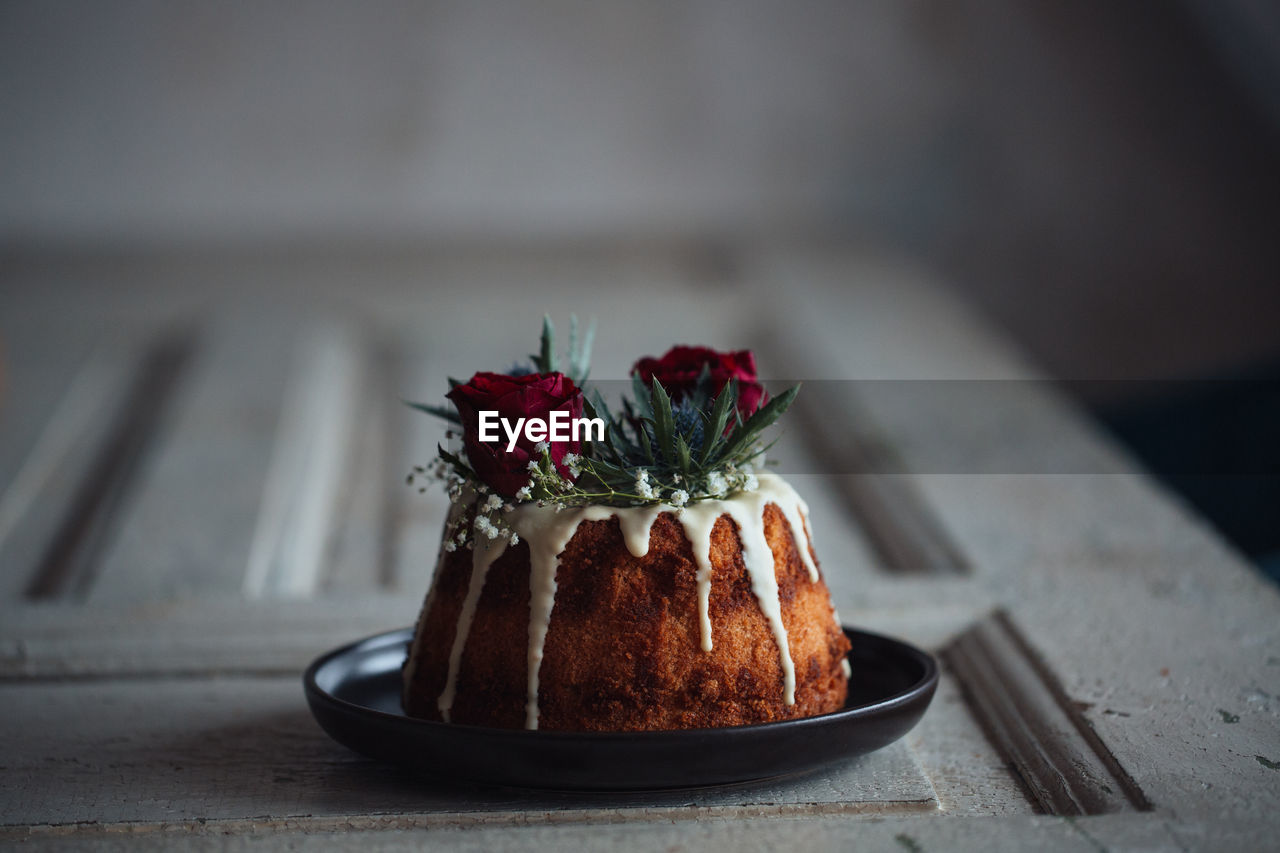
[632,345,767,417]
[447,371,584,498]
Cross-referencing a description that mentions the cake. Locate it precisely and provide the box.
[402,320,851,731]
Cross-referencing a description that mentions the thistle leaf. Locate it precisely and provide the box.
[585,457,633,483]
[436,444,476,479]
[650,378,675,464]
[534,315,557,374]
[587,388,613,425]
[630,373,654,420]
[637,419,656,465]
[573,318,596,384]
[719,384,800,462]
[675,432,692,473]
[693,363,714,402]
[699,380,736,464]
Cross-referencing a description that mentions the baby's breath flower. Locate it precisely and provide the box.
[535,440,550,453]
[515,485,533,501]
[484,493,503,511]
[670,489,689,507]
[634,469,656,500]
[474,515,500,540]
[444,541,457,552]
[527,460,540,472]
[509,532,520,546]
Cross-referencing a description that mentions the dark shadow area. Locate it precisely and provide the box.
[1091,355,1280,583]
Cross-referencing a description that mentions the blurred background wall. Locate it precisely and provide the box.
[3,0,1279,571]
[2,0,1278,383]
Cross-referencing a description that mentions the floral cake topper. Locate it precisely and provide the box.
[407,317,798,549]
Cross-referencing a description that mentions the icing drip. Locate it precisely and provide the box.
[437,525,507,721]
[684,512,717,652]
[776,497,819,582]
[724,484,798,705]
[521,513,589,729]
[403,500,468,702]
[432,472,824,730]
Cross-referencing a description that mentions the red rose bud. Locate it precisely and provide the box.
[632,345,768,417]
[447,371,585,498]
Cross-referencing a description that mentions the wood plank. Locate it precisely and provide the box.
[943,610,1150,815]
[4,814,1197,851]
[24,336,194,601]
[909,471,1280,825]
[0,325,100,502]
[0,345,140,603]
[0,678,936,828]
[84,311,304,604]
[753,281,974,575]
[243,322,366,599]
[2,245,1279,846]
[0,598,420,678]
[383,347,454,596]
[322,341,401,595]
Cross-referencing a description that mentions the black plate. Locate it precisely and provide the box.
[304,626,938,791]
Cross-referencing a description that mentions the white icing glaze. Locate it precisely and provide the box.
[437,524,508,721]
[681,507,717,652]
[403,499,468,703]
[433,472,826,730]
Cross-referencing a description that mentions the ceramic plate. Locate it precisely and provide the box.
[304,626,938,791]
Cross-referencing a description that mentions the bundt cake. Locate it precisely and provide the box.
[401,321,851,731]
[402,473,850,731]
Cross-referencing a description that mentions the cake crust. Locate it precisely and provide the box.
[403,502,851,731]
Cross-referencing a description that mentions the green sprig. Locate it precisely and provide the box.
[408,318,799,509]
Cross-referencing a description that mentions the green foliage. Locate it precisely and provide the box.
[530,314,595,385]
[409,318,799,507]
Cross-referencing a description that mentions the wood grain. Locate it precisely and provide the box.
[26,335,193,601]
[1,245,1278,849]
[943,610,1150,815]
[0,678,936,828]
[0,346,139,604]
[84,313,303,605]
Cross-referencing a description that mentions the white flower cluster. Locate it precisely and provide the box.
[562,452,583,479]
[634,469,657,500]
[726,462,759,494]
[411,440,769,545]
[411,461,521,553]
[697,462,756,499]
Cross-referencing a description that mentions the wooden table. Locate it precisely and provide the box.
[2,244,1277,850]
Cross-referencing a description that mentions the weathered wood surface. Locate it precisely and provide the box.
[0,678,936,828]
[1,244,1278,849]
